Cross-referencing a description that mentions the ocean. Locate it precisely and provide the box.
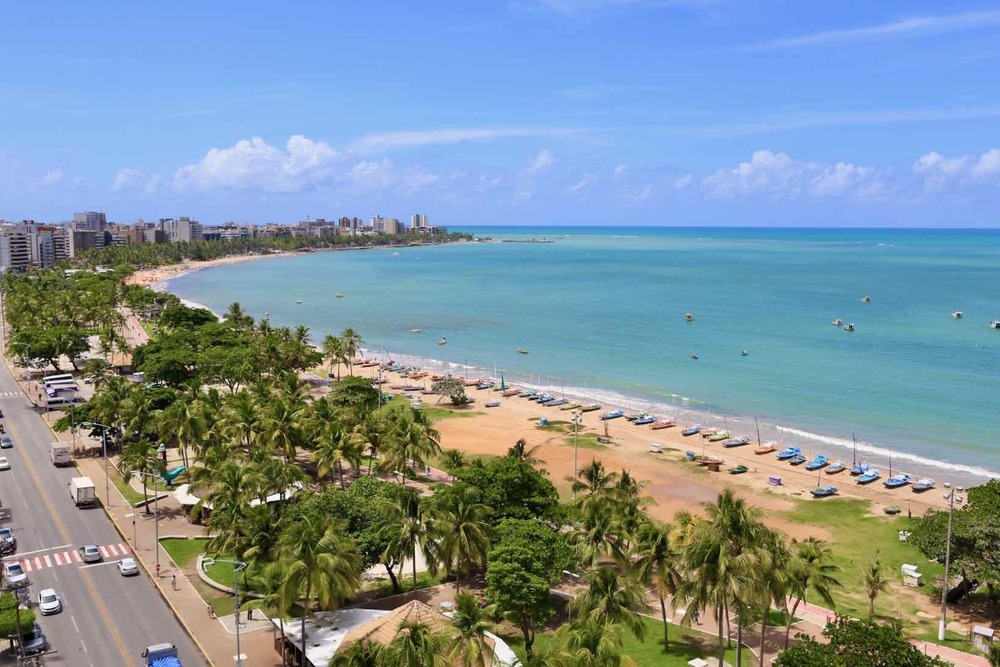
[167,227,1000,486]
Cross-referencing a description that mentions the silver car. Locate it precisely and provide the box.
[80,544,102,563]
[117,557,139,576]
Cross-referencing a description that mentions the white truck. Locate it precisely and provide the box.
[69,477,96,507]
[50,442,72,467]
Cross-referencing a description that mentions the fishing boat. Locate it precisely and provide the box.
[844,323,855,332]
[811,485,838,498]
[409,328,423,334]
[884,505,902,515]
[502,388,522,397]
[559,402,581,411]
[857,469,881,485]
[625,412,645,422]
[951,312,963,319]
[580,404,601,413]
[776,446,801,461]
[700,428,719,438]
[544,398,568,407]
[697,456,724,467]
[788,453,807,466]
[805,455,829,471]
[519,390,537,398]
[633,415,657,426]
[912,478,935,492]
[991,319,1000,329]
[825,461,846,474]
[336,293,345,298]
[685,313,694,322]
[832,318,842,326]
[475,382,494,390]
[850,463,870,476]
[708,430,731,442]
[728,464,749,475]
[681,425,702,437]
[517,348,529,355]
[862,295,871,303]
[600,410,624,420]
[723,435,751,448]
[651,418,675,430]
[438,337,447,345]
[754,441,778,455]
[884,473,912,489]
[485,401,501,408]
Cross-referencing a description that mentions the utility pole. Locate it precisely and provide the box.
[938,487,957,641]
[571,411,581,500]
[203,559,248,667]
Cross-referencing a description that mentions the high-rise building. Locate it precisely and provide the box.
[411,213,428,229]
[0,229,32,273]
[52,227,72,261]
[383,218,400,235]
[73,211,107,232]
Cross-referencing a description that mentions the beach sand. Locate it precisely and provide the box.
[125,252,296,290]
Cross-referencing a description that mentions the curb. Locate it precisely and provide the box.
[195,553,264,599]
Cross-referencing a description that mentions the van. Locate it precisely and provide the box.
[41,374,74,387]
[45,396,85,409]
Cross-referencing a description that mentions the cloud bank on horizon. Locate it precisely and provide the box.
[3,1,1000,226]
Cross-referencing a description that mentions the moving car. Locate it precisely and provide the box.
[3,561,27,586]
[80,544,102,563]
[118,557,139,576]
[38,588,62,615]
[0,527,16,554]
[0,436,11,449]
[0,457,9,471]
[20,623,47,655]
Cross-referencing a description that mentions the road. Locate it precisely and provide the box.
[0,361,205,666]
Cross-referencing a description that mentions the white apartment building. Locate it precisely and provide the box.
[72,211,106,231]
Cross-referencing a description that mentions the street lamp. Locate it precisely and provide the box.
[571,411,582,500]
[202,558,248,667]
[80,421,112,507]
[13,342,31,382]
[132,471,163,576]
[938,487,959,641]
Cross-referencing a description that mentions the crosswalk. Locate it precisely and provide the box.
[13,542,131,572]
[0,391,24,398]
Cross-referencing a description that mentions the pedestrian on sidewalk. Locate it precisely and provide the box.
[207,602,215,619]
[171,574,177,590]
[693,609,700,625]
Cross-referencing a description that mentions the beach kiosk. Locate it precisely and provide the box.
[973,625,995,653]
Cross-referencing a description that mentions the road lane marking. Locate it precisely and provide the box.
[54,552,63,565]
[79,559,126,570]
[4,413,137,666]
[22,559,32,572]
[43,554,51,567]
[0,543,71,559]
[72,549,82,562]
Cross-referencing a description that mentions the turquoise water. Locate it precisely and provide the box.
[168,227,1000,484]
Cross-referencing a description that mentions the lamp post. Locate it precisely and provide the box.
[13,342,31,382]
[133,470,163,575]
[80,421,112,507]
[938,487,958,641]
[571,411,582,500]
[202,558,248,667]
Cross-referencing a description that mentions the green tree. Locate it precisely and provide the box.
[450,591,500,667]
[456,457,561,523]
[783,537,840,649]
[116,438,166,506]
[553,617,636,667]
[322,334,346,378]
[382,487,440,594]
[278,516,362,667]
[862,553,890,618]
[430,377,471,406]
[340,327,364,376]
[775,617,949,667]
[380,621,450,667]
[331,640,385,667]
[431,484,492,592]
[484,558,552,659]
[507,438,543,466]
[633,520,683,652]
[571,566,648,639]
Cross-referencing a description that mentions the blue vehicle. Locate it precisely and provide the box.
[884,473,912,489]
[776,447,801,460]
[857,469,881,484]
[805,455,829,471]
[788,454,807,466]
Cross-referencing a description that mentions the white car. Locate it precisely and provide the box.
[117,557,139,576]
[0,457,9,471]
[3,561,27,586]
[80,544,102,563]
[38,588,62,615]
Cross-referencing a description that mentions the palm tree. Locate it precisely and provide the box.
[432,485,491,592]
[783,537,840,649]
[244,562,289,643]
[507,438,543,466]
[380,621,450,667]
[358,412,390,475]
[633,521,683,652]
[156,382,204,472]
[570,459,619,505]
[572,499,624,567]
[278,515,361,667]
[441,449,467,477]
[322,334,346,379]
[755,532,789,667]
[382,408,441,486]
[382,487,440,594]
[340,327,364,375]
[331,640,385,667]
[450,591,500,667]
[862,552,890,618]
[554,617,636,667]
[571,566,648,640]
[260,397,305,464]
[116,438,165,506]
[224,302,254,330]
[218,390,262,452]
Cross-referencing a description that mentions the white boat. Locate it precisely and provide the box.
[951,311,963,319]
[684,313,694,322]
[832,318,842,326]
[296,300,303,304]
[844,323,855,332]
[991,319,1000,330]
[409,328,423,334]
[438,337,447,345]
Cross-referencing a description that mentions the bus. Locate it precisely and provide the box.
[41,374,74,387]
[43,379,79,389]
[44,396,85,409]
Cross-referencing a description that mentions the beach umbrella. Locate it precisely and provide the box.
[500,372,506,391]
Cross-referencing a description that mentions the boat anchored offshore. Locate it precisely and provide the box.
[991,319,1000,329]
[832,318,843,326]
[409,328,423,334]
[844,323,855,332]
[811,485,838,498]
[518,348,529,355]
[685,313,695,322]
[952,311,963,319]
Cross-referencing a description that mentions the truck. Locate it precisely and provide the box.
[69,476,96,507]
[142,643,183,667]
[50,442,72,467]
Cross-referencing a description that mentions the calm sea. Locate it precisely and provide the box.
[168,227,1000,485]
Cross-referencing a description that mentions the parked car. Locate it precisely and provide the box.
[117,557,139,576]
[20,623,46,655]
[3,562,27,586]
[80,544,102,563]
[0,436,12,449]
[0,457,10,471]
[0,527,16,554]
[38,588,62,615]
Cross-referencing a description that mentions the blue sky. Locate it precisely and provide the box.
[3,1,1000,227]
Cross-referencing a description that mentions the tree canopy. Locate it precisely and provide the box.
[775,617,949,667]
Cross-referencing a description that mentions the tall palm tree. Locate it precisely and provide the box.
[572,499,625,567]
[116,438,165,506]
[382,487,440,594]
[218,390,262,453]
[783,537,840,649]
[224,302,254,330]
[244,562,289,643]
[441,449,467,477]
[507,438,544,466]
[570,459,619,505]
[260,397,305,464]
[156,382,204,472]
[633,521,683,652]
[199,460,266,557]
[340,327,364,375]
[432,485,492,592]
[382,408,441,486]
[450,591,500,667]
[358,412,391,475]
[278,515,361,667]
[554,617,636,667]
[381,621,450,667]
[331,640,385,667]
[322,334,346,379]
[862,552,890,618]
[755,532,789,667]
[571,566,648,640]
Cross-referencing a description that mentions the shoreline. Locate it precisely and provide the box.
[129,253,990,495]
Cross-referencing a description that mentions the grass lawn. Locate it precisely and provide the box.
[160,537,209,568]
[777,497,951,644]
[561,433,607,451]
[108,468,148,506]
[510,615,742,666]
[363,571,446,600]
[418,405,482,420]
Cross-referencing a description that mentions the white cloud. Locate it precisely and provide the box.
[565,173,598,195]
[613,164,627,179]
[972,149,1000,177]
[747,9,1000,51]
[345,158,396,192]
[112,168,161,194]
[174,135,341,193]
[912,151,971,190]
[349,127,584,154]
[704,150,881,200]
[522,149,555,176]
[39,169,63,186]
[673,174,693,190]
[399,166,440,195]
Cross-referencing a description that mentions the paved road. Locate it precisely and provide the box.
[0,363,205,666]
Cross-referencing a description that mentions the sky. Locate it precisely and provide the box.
[3,1,1000,227]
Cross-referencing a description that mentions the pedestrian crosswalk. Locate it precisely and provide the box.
[0,391,24,398]
[14,542,131,572]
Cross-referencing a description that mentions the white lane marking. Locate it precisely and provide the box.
[53,552,63,565]
[106,544,119,557]
[78,560,120,570]
[43,554,52,568]
[72,550,82,562]
[63,550,72,564]
[33,556,43,569]
[21,559,32,572]
[1,543,71,559]
[99,546,110,558]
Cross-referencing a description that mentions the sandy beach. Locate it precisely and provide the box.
[125,252,297,290]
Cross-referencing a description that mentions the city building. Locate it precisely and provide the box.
[72,211,107,232]
[411,213,428,229]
